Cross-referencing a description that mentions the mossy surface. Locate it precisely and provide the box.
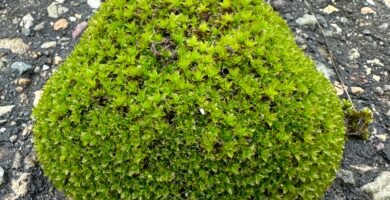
[33,0,345,199]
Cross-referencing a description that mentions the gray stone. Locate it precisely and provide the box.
[337,169,355,185]
[12,151,22,169]
[20,13,34,36]
[24,155,36,169]
[361,171,390,200]
[33,22,45,31]
[383,144,390,161]
[0,105,15,117]
[0,167,4,185]
[47,2,69,18]
[9,135,17,143]
[362,29,371,35]
[0,61,5,69]
[11,62,32,75]
[296,14,317,26]
[384,85,390,92]
[315,61,335,80]
[374,87,384,95]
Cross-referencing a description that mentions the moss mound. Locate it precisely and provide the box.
[33,0,345,199]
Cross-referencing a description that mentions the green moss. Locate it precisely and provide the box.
[342,100,373,140]
[33,0,345,199]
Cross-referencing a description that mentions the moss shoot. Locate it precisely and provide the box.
[33,0,345,199]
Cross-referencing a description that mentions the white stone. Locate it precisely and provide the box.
[55,0,66,3]
[22,125,33,138]
[53,56,63,65]
[0,105,15,117]
[315,61,335,80]
[33,90,43,107]
[0,38,29,54]
[11,173,30,199]
[0,167,4,185]
[350,164,374,172]
[385,0,390,8]
[331,23,342,34]
[366,0,375,5]
[42,65,50,71]
[87,0,102,9]
[349,48,360,60]
[199,108,205,115]
[34,22,45,31]
[351,87,364,94]
[322,5,339,14]
[47,2,69,18]
[296,14,317,26]
[333,81,345,96]
[20,13,34,36]
[367,58,384,66]
[9,135,17,143]
[40,41,56,49]
[365,67,372,75]
[373,75,380,82]
[376,134,388,142]
[361,171,390,200]
[69,16,76,22]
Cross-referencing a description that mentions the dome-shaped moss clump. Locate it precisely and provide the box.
[33,0,345,199]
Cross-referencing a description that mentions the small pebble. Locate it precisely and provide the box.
[383,85,390,92]
[15,87,24,93]
[372,75,380,82]
[361,7,376,14]
[47,2,69,18]
[0,167,4,185]
[362,29,371,35]
[11,62,33,75]
[349,48,360,60]
[12,151,22,169]
[322,5,339,14]
[42,65,50,71]
[33,91,43,107]
[24,155,36,169]
[351,87,364,94]
[0,105,15,117]
[375,143,384,151]
[53,56,63,65]
[41,41,57,49]
[374,87,384,95]
[376,134,387,142]
[72,21,88,39]
[20,13,34,36]
[53,18,68,31]
[33,22,45,31]
[87,0,102,9]
[15,78,31,87]
[296,14,316,26]
[9,135,17,143]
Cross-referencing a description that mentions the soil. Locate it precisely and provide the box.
[0,0,389,199]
